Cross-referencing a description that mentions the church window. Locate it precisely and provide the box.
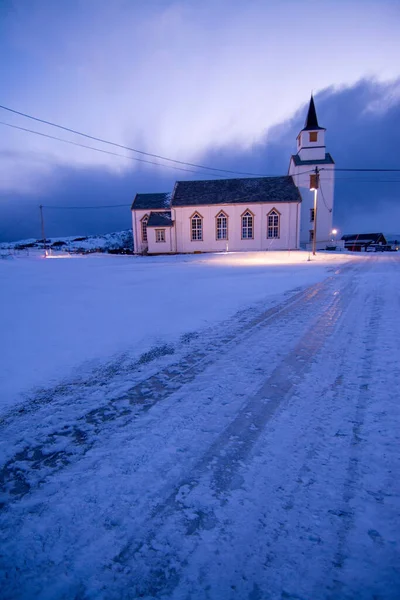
[141,215,149,243]
[216,211,228,240]
[241,210,254,239]
[309,132,318,142]
[267,209,280,239]
[309,230,314,242]
[191,213,203,241]
[310,208,315,222]
[155,229,165,243]
[310,174,319,190]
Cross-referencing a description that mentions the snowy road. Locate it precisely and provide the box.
[1,255,399,599]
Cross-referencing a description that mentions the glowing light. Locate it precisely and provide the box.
[45,254,73,259]
[332,229,338,235]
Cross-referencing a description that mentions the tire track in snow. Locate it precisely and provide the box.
[210,268,380,600]
[0,263,356,507]
[103,266,364,598]
[329,293,383,577]
[325,261,399,599]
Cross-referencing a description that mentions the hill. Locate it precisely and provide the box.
[0,230,134,254]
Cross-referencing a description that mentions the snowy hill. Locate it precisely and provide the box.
[0,230,134,254]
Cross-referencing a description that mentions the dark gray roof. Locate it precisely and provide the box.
[131,192,171,210]
[291,153,334,166]
[342,233,386,243]
[147,211,174,227]
[171,176,301,207]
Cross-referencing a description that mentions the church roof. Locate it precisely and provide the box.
[131,192,171,210]
[291,153,335,166]
[147,211,174,227]
[303,96,325,131]
[171,176,301,207]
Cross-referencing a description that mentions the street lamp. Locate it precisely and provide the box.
[332,228,338,242]
[310,168,319,256]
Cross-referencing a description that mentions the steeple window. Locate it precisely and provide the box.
[309,132,318,142]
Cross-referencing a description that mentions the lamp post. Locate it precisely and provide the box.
[39,204,47,257]
[332,228,338,242]
[310,167,319,256]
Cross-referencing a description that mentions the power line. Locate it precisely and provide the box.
[0,103,277,178]
[1,119,296,181]
[2,104,400,176]
[319,183,332,213]
[43,204,131,209]
[0,121,230,178]
[319,177,400,183]
[333,168,400,172]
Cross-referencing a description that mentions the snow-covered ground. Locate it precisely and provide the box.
[1,250,350,415]
[1,251,399,599]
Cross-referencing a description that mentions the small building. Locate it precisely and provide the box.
[341,233,387,252]
[386,237,399,251]
[131,96,336,255]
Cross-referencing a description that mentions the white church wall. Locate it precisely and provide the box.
[147,227,173,254]
[173,202,299,253]
[298,146,326,161]
[298,130,326,150]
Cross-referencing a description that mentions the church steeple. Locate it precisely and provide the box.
[288,95,335,249]
[304,95,323,130]
[295,95,326,160]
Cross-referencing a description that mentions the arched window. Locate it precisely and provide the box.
[191,212,203,241]
[216,211,228,240]
[241,210,254,240]
[141,214,149,243]
[267,209,280,239]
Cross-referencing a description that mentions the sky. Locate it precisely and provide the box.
[1,0,400,242]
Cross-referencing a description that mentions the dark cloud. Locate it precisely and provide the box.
[1,78,399,242]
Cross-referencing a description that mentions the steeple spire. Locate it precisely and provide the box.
[304,95,322,130]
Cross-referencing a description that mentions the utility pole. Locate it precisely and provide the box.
[312,167,319,256]
[39,204,47,256]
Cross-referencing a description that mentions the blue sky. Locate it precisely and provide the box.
[1,0,400,241]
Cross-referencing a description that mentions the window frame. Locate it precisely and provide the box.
[215,210,228,241]
[267,208,280,239]
[141,214,149,243]
[155,228,166,243]
[241,209,254,240]
[310,174,319,190]
[190,212,203,242]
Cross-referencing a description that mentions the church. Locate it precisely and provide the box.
[131,97,335,254]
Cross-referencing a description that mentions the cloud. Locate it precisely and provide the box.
[1,0,400,194]
[1,77,399,242]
